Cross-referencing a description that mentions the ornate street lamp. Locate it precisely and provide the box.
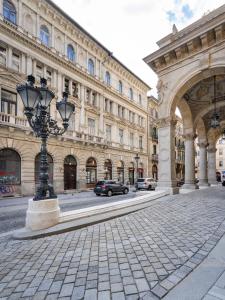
[134,153,140,185]
[17,75,75,201]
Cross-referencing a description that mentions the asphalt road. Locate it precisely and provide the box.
[0,190,139,234]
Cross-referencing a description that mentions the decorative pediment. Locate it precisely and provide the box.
[0,70,24,85]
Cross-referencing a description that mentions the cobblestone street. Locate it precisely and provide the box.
[1,187,225,299]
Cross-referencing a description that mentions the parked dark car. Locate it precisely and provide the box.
[94,180,129,197]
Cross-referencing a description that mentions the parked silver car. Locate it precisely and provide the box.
[135,178,157,190]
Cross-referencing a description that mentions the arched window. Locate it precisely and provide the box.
[104,159,112,180]
[129,88,133,100]
[105,71,111,86]
[40,25,50,47]
[3,0,16,24]
[67,44,75,62]
[35,153,53,184]
[0,149,21,184]
[118,80,123,94]
[88,59,94,76]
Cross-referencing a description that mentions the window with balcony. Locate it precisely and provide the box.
[118,80,123,94]
[1,89,17,115]
[67,44,75,62]
[40,25,50,47]
[119,129,123,144]
[106,124,111,141]
[88,59,94,75]
[88,118,95,136]
[0,46,6,66]
[3,0,16,24]
[105,71,111,86]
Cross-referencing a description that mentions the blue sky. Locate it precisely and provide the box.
[52,0,225,95]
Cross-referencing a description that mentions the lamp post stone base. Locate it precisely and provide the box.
[26,198,60,231]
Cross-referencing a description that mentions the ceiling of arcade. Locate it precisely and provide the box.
[182,74,225,132]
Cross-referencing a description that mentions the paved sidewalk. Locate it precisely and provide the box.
[0,187,225,299]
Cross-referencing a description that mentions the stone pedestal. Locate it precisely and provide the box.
[26,198,60,231]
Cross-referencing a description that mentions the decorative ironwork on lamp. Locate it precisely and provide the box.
[17,75,75,200]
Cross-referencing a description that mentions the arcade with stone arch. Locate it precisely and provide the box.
[144,5,225,193]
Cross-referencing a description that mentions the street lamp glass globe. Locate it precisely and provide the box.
[39,78,55,108]
[17,75,41,110]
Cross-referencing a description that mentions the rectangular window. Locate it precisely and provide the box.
[109,101,113,114]
[72,81,78,97]
[219,149,223,156]
[153,145,157,154]
[219,161,223,167]
[0,46,6,66]
[86,89,90,103]
[92,92,97,106]
[119,129,123,144]
[139,136,143,149]
[106,124,111,141]
[104,99,108,112]
[132,113,135,123]
[12,52,20,72]
[1,89,17,115]
[88,118,95,135]
[130,133,134,147]
[36,64,43,82]
[46,69,52,86]
[64,78,69,93]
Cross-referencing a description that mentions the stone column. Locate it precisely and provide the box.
[156,117,179,194]
[7,47,12,69]
[207,146,217,185]
[198,142,209,187]
[182,134,197,190]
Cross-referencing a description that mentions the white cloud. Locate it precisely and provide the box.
[52,0,225,96]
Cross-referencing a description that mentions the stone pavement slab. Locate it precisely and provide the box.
[0,187,225,299]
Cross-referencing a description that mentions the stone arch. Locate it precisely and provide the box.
[164,67,225,118]
[177,98,193,135]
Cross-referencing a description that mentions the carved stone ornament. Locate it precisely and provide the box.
[197,142,208,148]
[182,133,196,141]
[156,79,168,101]
[157,117,177,128]
[207,146,217,153]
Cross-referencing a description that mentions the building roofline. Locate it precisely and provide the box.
[46,0,151,89]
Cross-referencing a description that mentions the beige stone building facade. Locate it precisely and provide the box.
[0,0,150,197]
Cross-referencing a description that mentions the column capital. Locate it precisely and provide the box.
[157,117,177,128]
[197,142,208,148]
[182,133,196,141]
[207,147,217,153]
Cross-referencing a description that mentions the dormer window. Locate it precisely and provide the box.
[40,25,50,47]
[3,0,16,24]
[67,44,75,62]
